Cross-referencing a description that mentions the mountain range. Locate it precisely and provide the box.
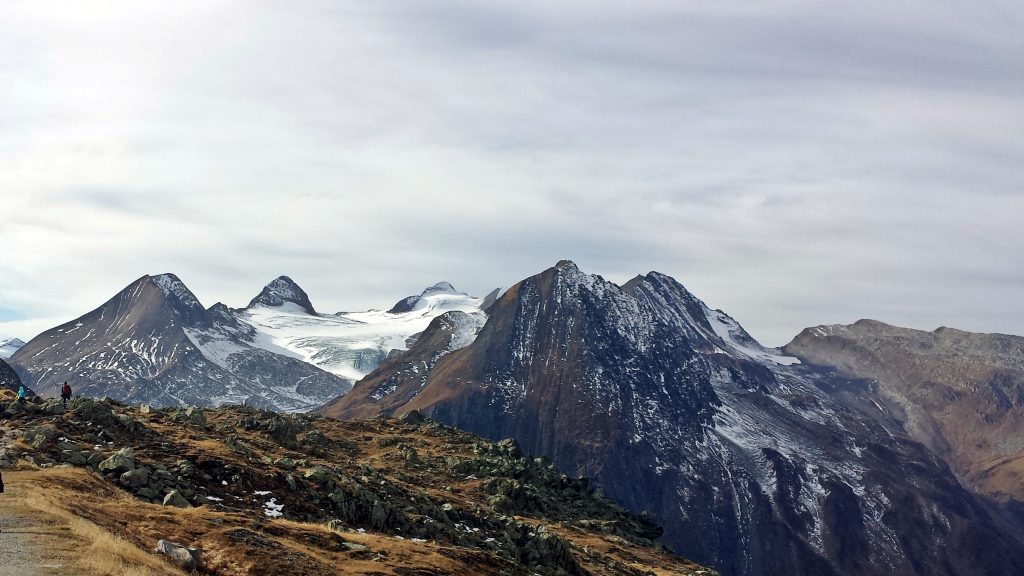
[9,274,484,412]
[6,261,1024,575]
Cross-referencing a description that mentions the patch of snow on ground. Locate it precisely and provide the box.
[264,498,284,518]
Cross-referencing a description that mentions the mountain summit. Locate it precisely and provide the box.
[0,338,25,360]
[322,261,1024,576]
[9,274,349,410]
[388,281,469,314]
[247,276,317,315]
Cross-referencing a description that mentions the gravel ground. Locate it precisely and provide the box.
[0,471,82,576]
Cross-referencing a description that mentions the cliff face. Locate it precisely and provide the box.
[0,358,21,392]
[785,320,1024,500]
[325,262,1024,576]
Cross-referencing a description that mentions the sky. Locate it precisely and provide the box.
[1,0,1022,346]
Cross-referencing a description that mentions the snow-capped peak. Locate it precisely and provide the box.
[0,338,25,360]
[421,281,462,296]
[149,273,205,312]
[248,276,317,315]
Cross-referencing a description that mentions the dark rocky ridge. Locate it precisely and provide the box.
[0,358,21,392]
[784,320,1024,500]
[323,261,1024,576]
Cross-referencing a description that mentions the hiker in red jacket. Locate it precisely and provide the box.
[60,381,72,409]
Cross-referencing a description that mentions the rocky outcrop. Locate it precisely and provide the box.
[785,320,1024,500]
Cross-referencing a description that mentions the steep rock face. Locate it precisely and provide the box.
[784,320,1024,500]
[10,274,349,411]
[324,262,1024,576]
[247,276,317,315]
[0,358,21,392]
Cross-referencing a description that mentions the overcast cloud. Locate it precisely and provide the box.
[1,0,1022,345]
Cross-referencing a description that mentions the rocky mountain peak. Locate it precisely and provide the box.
[247,276,317,315]
[0,338,25,360]
[146,273,207,316]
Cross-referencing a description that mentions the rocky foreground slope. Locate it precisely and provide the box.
[785,320,1024,501]
[0,392,712,576]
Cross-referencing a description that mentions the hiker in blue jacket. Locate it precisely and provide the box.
[16,384,26,405]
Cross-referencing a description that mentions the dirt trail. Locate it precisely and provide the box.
[0,471,85,576]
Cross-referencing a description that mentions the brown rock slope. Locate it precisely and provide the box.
[785,320,1024,500]
[0,391,713,576]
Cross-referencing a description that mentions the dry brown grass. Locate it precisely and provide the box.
[18,469,184,576]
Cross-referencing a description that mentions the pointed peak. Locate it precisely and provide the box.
[248,276,317,315]
[555,259,579,271]
[146,273,205,312]
[420,281,464,297]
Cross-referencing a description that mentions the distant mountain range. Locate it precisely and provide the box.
[9,274,485,412]
[0,338,24,359]
[7,261,1024,576]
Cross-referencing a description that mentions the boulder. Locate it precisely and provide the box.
[163,490,192,508]
[154,539,201,571]
[496,438,524,459]
[273,457,297,470]
[98,448,136,474]
[267,417,299,447]
[119,467,150,489]
[70,398,117,428]
[184,406,206,426]
[303,466,335,485]
[400,410,425,425]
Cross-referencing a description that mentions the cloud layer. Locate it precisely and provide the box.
[2,1,1022,345]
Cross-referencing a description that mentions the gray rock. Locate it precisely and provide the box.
[154,539,200,571]
[120,467,150,488]
[274,457,297,470]
[162,490,192,508]
[98,447,136,474]
[400,409,425,425]
[184,406,206,426]
[136,487,159,500]
[303,466,335,485]
[61,450,88,466]
[496,438,524,459]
